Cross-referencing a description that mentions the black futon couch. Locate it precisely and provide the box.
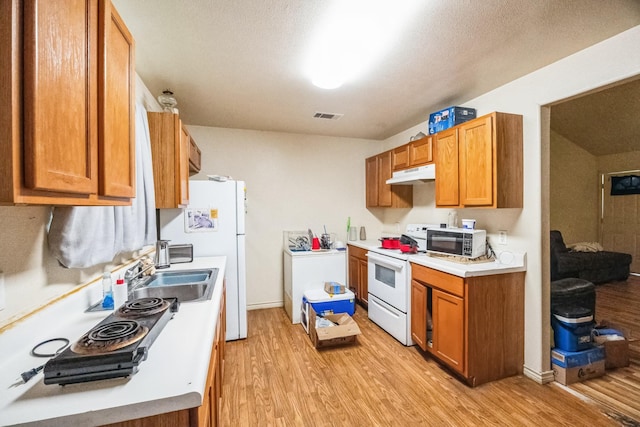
[550,230,632,284]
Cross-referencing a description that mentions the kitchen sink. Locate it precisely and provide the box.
[130,268,218,303]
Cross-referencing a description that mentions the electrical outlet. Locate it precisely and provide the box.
[498,230,508,245]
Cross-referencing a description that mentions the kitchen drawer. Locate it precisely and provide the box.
[348,244,368,260]
[411,263,464,298]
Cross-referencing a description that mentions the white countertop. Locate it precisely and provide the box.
[347,240,526,277]
[0,257,226,427]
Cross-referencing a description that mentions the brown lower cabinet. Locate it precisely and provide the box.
[410,263,524,386]
[347,244,368,307]
[102,285,226,427]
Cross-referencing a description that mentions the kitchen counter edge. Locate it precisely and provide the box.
[347,241,526,277]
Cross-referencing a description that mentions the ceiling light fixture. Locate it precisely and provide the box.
[305,0,422,90]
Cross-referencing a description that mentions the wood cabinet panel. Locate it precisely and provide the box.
[98,0,135,198]
[392,136,433,172]
[23,0,98,195]
[434,128,459,206]
[459,115,493,206]
[358,258,368,306]
[365,152,412,208]
[412,262,463,298]
[188,131,202,175]
[392,144,409,170]
[432,289,465,373]
[409,136,433,166]
[410,279,427,351]
[411,263,524,386]
[347,244,368,307]
[179,123,190,205]
[365,156,378,207]
[148,112,189,208]
[377,151,393,207]
[435,112,522,208]
[1,0,134,206]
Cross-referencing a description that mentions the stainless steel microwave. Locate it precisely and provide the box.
[426,228,487,259]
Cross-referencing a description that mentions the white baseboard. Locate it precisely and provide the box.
[523,365,555,384]
[247,301,283,311]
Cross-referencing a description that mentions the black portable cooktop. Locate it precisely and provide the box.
[43,297,179,385]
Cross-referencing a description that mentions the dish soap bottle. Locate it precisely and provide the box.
[113,277,128,309]
[101,272,114,310]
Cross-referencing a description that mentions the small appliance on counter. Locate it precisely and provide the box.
[426,227,486,259]
[43,297,179,385]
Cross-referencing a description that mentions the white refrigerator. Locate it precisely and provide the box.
[159,179,247,341]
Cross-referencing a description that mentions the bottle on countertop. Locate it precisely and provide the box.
[101,272,114,310]
[447,211,458,228]
[113,277,128,309]
[360,226,366,240]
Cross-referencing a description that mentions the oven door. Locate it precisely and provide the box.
[367,251,408,312]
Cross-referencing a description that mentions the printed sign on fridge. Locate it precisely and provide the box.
[185,208,219,232]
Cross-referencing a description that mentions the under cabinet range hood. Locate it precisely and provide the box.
[386,164,436,185]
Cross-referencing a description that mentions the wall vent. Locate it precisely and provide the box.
[313,111,343,120]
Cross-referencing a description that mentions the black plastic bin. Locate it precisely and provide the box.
[550,278,596,319]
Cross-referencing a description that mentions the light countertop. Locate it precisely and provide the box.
[347,240,526,277]
[0,256,226,427]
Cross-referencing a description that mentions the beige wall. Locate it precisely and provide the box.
[550,130,599,244]
[186,126,382,309]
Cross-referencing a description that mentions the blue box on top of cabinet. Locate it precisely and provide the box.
[428,106,476,134]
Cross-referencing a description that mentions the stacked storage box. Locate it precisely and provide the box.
[551,347,605,385]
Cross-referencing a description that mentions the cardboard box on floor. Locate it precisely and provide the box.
[594,321,633,369]
[308,304,361,349]
[602,339,630,369]
[551,347,605,385]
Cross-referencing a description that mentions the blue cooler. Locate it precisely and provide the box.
[301,288,356,334]
[303,288,355,317]
[551,306,594,351]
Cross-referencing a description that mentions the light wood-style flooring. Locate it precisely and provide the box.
[568,275,640,425]
[220,305,625,426]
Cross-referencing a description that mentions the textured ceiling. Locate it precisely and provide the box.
[551,78,640,156]
[112,0,640,143]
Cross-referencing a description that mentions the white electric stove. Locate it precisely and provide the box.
[367,224,438,345]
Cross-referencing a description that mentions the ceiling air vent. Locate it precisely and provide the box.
[313,111,343,120]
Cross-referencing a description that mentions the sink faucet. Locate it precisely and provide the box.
[124,258,155,288]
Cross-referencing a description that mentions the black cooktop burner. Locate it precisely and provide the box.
[43,297,179,385]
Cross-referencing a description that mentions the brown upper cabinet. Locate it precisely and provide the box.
[434,112,522,208]
[366,150,412,208]
[392,135,433,171]
[187,130,202,175]
[148,112,191,208]
[0,0,135,206]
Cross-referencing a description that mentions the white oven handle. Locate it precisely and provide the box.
[366,252,405,272]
